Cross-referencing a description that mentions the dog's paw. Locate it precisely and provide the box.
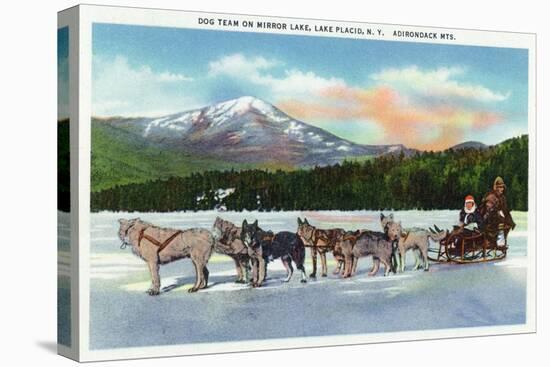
[188,287,199,293]
[321,273,328,277]
[147,288,160,296]
[300,279,307,283]
[309,274,317,279]
[235,279,246,284]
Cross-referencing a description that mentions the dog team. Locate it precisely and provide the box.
[117,213,448,295]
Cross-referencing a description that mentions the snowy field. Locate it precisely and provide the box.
[86,210,528,350]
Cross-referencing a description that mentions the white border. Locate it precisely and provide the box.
[73,4,536,362]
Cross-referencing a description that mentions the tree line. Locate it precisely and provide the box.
[91,135,528,212]
[58,120,70,212]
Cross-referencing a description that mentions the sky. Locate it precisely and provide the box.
[58,26,69,120]
[92,23,528,150]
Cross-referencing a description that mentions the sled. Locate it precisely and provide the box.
[428,224,510,264]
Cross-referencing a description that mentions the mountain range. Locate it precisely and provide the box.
[95,96,413,162]
[90,96,488,191]
[448,141,488,151]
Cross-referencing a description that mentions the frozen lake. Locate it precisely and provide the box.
[87,210,529,350]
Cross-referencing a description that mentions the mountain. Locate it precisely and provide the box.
[448,141,489,151]
[91,120,250,192]
[95,96,412,168]
[92,96,421,191]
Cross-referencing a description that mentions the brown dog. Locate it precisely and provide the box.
[296,217,345,278]
[212,217,251,283]
[118,218,213,295]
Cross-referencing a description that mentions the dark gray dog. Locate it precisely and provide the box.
[340,230,395,277]
[241,219,307,287]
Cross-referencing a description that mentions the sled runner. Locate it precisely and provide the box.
[428,224,510,264]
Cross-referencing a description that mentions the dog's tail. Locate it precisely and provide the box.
[428,226,448,242]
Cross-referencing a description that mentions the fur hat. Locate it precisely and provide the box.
[464,195,476,214]
[493,176,506,190]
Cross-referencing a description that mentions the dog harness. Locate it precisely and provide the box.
[301,228,338,248]
[261,232,275,244]
[138,227,183,253]
[342,233,359,246]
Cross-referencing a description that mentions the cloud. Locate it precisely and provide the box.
[208,53,278,78]
[208,53,346,100]
[275,65,509,150]
[58,57,69,120]
[279,83,505,150]
[370,66,510,102]
[157,71,193,82]
[207,56,510,150]
[92,55,198,117]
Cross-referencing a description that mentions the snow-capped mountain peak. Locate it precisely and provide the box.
[204,96,290,125]
[142,96,291,137]
[104,96,413,167]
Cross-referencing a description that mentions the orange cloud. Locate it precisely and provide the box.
[277,84,503,151]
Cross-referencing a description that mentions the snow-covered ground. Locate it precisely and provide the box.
[57,211,71,347]
[88,210,528,350]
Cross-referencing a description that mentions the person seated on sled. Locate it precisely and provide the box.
[447,195,484,249]
[458,195,484,234]
[480,176,516,247]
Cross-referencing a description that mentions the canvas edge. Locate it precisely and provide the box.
[57,5,81,362]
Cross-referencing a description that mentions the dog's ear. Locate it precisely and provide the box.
[389,214,394,220]
[253,219,258,227]
[304,217,309,225]
[242,219,248,228]
[118,218,127,225]
[297,217,302,225]
[380,213,385,220]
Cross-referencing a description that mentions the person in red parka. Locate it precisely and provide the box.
[459,195,484,231]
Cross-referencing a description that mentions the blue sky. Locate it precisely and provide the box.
[58,27,69,120]
[92,23,528,150]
